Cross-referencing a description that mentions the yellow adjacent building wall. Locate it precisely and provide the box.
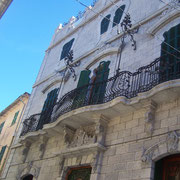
[0,93,29,175]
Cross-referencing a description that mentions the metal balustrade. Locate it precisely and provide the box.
[21,55,180,136]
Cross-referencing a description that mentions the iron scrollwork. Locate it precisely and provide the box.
[121,13,139,50]
[58,50,80,82]
[21,52,180,135]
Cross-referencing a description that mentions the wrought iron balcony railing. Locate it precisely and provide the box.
[21,55,180,136]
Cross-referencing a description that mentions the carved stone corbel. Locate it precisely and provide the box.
[63,125,75,146]
[94,115,109,145]
[144,101,157,136]
[39,136,49,159]
[22,141,32,163]
[166,131,179,152]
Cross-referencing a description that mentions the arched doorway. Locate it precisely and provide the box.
[22,174,33,180]
[154,154,180,180]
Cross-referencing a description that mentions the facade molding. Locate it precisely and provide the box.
[148,10,180,36]
[141,131,180,163]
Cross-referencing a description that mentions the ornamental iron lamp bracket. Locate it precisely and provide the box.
[58,50,80,82]
[116,14,138,74]
[121,13,139,50]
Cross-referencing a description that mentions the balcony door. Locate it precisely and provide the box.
[160,23,180,82]
[37,88,59,130]
[90,61,110,104]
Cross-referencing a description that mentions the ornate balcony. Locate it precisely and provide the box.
[21,55,180,136]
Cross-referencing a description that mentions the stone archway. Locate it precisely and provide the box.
[154,154,180,180]
[16,162,40,180]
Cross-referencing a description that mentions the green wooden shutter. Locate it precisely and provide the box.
[60,38,75,60]
[37,88,59,130]
[112,5,126,27]
[101,15,111,34]
[0,146,7,164]
[11,111,19,126]
[160,23,180,82]
[0,122,5,134]
[72,70,91,109]
[77,70,91,88]
[91,61,110,104]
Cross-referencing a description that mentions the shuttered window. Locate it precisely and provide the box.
[0,122,5,134]
[60,38,75,60]
[91,61,110,104]
[160,23,180,82]
[11,111,19,126]
[72,70,91,109]
[0,146,7,164]
[112,5,126,27]
[101,14,111,34]
[37,88,59,130]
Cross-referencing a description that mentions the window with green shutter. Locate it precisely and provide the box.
[90,61,110,104]
[160,23,180,82]
[37,88,59,130]
[11,111,19,126]
[0,146,7,164]
[72,70,91,109]
[101,14,111,34]
[0,122,5,134]
[60,38,75,60]
[112,5,126,27]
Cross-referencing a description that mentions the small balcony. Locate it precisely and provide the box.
[21,55,180,137]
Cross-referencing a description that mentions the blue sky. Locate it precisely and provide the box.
[0,0,93,112]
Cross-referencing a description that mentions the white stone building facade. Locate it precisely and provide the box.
[2,0,180,179]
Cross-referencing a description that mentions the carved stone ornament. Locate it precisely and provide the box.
[63,126,96,148]
[22,141,32,163]
[144,101,157,136]
[166,131,179,152]
[39,136,48,159]
[16,161,40,180]
[141,131,180,163]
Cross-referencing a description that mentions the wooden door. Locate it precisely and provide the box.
[163,155,180,180]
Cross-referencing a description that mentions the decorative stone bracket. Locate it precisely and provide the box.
[144,100,157,136]
[63,114,109,148]
[141,131,180,163]
[22,141,32,163]
[39,136,49,159]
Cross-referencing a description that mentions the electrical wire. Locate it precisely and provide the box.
[75,0,119,26]
[75,0,180,54]
[108,0,180,54]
